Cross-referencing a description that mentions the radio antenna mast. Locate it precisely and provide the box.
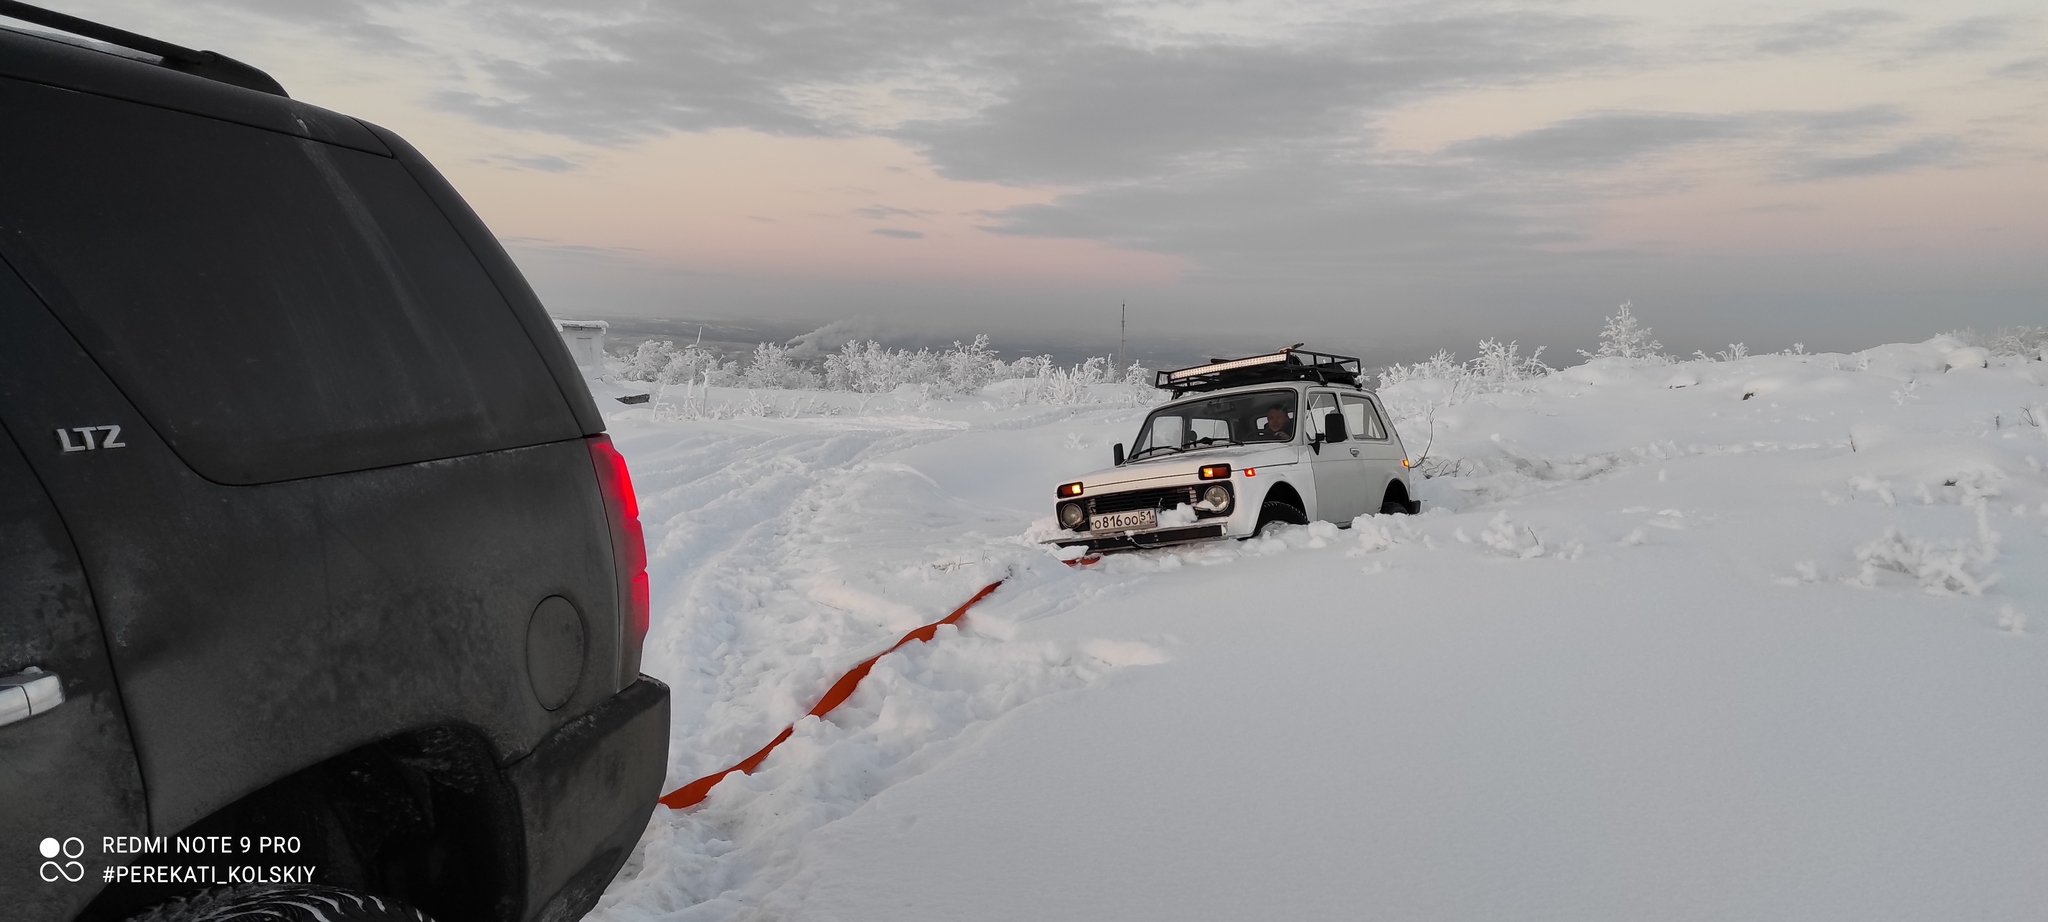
[1119,302,1126,370]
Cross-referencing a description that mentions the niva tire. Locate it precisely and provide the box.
[1254,501,1309,535]
[125,885,434,922]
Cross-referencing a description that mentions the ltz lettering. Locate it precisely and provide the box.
[55,425,125,452]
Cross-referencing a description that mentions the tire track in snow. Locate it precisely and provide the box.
[594,416,1154,921]
[616,423,948,777]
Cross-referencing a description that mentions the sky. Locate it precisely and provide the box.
[42,0,2048,359]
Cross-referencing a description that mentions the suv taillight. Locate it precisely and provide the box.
[587,434,648,687]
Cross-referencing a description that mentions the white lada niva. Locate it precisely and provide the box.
[1050,348,1420,551]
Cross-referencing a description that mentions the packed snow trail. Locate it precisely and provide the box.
[657,578,1007,810]
[589,339,2048,921]
[588,403,1158,918]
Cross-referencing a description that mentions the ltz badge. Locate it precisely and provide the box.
[55,425,125,452]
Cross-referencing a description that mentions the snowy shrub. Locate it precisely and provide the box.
[610,339,675,381]
[739,343,822,389]
[1469,339,1551,389]
[1030,356,1110,405]
[609,332,1160,407]
[1377,341,1548,402]
[1950,326,2048,360]
[826,340,917,393]
[1378,350,1461,389]
[992,356,1158,407]
[613,340,737,386]
[940,335,1003,393]
[1849,505,2001,595]
[1579,302,1664,361]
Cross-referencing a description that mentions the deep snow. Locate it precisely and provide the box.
[586,337,2048,921]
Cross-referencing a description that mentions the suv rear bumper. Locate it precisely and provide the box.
[505,676,670,922]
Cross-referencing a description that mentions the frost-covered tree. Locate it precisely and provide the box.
[1379,350,1461,388]
[1581,302,1662,360]
[1953,326,2048,359]
[938,335,1003,394]
[611,340,674,381]
[1470,339,1550,387]
[824,340,944,393]
[823,340,893,393]
[613,340,733,384]
[739,343,820,389]
[613,332,1163,407]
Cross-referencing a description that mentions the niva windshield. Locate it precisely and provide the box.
[1129,389,1297,461]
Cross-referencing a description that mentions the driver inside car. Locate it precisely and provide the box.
[1261,407,1291,441]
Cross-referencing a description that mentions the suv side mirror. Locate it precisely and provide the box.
[1324,411,1348,442]
[1112,442,1125,466]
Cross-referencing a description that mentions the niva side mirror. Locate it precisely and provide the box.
[1112,442,1125,466]
[1324,411,1348,442]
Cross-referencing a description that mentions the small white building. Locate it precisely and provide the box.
[554,320,609,369]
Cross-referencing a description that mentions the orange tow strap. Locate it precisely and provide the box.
[659,579,1007,809]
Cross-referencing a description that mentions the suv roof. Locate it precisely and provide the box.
[0,0,285,96]
[1155,347,1364,396]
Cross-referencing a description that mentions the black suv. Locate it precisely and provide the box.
[0,7,669,921]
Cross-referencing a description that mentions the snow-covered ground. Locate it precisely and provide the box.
[587,337,2048,921]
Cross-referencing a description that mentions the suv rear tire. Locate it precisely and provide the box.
[1254,501,1309,535]
[125,885,433,922]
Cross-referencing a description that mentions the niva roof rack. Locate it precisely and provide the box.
[0,0,287,97]
[1154,345,1364,396]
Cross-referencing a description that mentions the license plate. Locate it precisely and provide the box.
[1090,509,1157,532]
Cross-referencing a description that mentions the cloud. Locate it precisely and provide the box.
[1991,55,2048,79]
[418,0,1112,144]
[854,204,939,220]
[1905,15,2023,55]
[1443,112,1749,170]
[896,11,1622,185]
[975,100,1959,292]
[105,0,2043,352]
[1752,9,1903,55]
[240,0,1621,180]
[393,0,1639,295]
[1775,136,1962,181]
[981,151,1588,286]
[493,153,581,172]
[497,237,643,264]
[1788,104,1909,141]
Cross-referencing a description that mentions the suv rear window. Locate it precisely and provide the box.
[0,78,577,484]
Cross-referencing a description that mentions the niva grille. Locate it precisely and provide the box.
[1088,486,1197,515]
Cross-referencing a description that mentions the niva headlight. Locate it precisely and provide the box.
[1195,483,1233,514]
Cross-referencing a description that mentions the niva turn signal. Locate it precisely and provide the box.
[1057,481,1085,498]
[1198,464,1231,480]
